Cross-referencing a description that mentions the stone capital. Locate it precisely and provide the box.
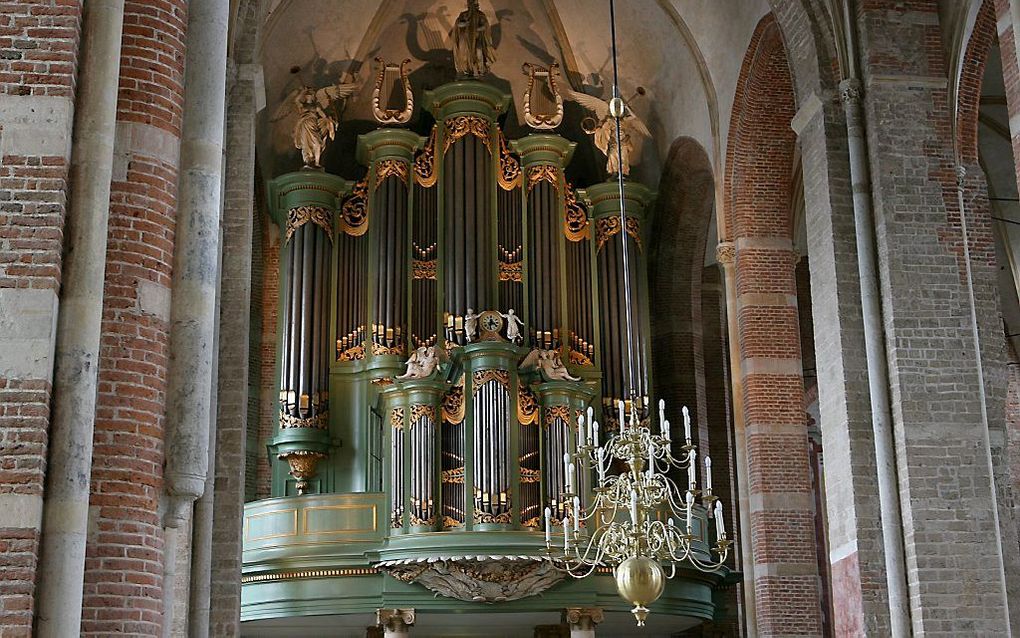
[377,608,415,634]
[563,607,604,631]
[838,78,862,105]
[715,241,735,265]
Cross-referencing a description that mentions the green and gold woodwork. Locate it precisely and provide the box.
[266,171,351,496]
[583,180,656,420]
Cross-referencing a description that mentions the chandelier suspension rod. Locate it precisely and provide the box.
[608,0,639,408]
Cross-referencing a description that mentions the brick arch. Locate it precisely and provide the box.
[649,137,715,455]
[723,11,824,637]
[957,0,997,164]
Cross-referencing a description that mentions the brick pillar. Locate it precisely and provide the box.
[0,1,83,633]
[81,1,187,634]
[701,265,741,635]
[853,1,1012,633]
[995,0,1020,192]
[727,17,823,637]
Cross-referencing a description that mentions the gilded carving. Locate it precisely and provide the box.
[391,407,405,429]
[279,411,329,430]
[372,341,406,357]
[412,259,437,280]
[338,343,366,362]
[277,450,327,495]
[517,386,539,425]
[568,348,593,367]
[544,405,572,427]
[472,369,510,394]
[595,215,641,252]
[474,509,514,524]
[442,375,466,424]
[520,467,541,483]
[527,164,559,192]
[375,159,409,185]
[372,57,413,124]
[441,467,465,484]
[521,62,564,130]
[414,128,438,187]
[497,130,521,190]
[498,260,522,283]
[379,559,564,602]
[564,187,590,242]
[285,205,334,243]
[340,179,369,236]
[444,115,492,154]
[410,404,436,423]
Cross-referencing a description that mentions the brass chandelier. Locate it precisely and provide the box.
[542,0,733,626]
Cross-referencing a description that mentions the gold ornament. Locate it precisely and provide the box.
[444,115,492,154]
[277,450,327,495]
[375,159,409,186]
[595,215,641,252]
[497,130,522,190]
[414,128,438,188]
[285,205,334,243]
[615,557,665,626]
[527,165,559,192]
[563,187,590,242]
[340,179,369,236]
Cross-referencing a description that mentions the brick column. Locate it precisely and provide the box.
[0,2,83,632]
[82,1,187,635]
[727,17,823,637]
[854,1,1012,633]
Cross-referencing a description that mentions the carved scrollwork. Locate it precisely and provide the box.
[564,186,590,242]
[375,158,409,186]
[444,115,492,154]
[497,129,521,190]
[472,369,510,394]
[517,385,539,425]
[372,57,413,124]
[474,509,514,524]
[279,411,329,430]
[338,343,366,362]
[544,405,572,428]
[519,467,541,483]
[442,375,466,424]
[441,467,465,484]
[715,241,735,264]
[595,215,641,252]
[498,260,522,282]
[526,164,559,192]
[340,179,369,236]
[390,407,405,429]
[410,404,436,423]
[371,342,405,357]
[285,205,334,243]
[412,259,437,280]
[414,127,438,188]
[568,348,593,367]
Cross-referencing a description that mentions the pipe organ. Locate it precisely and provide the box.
[267,79,657,536]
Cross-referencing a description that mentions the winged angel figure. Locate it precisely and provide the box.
[274,79,359,168]
[567,90,650,177]
[520,348,581,382]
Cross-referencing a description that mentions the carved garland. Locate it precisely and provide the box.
[338,343,366,362]
[414,127,438,187]
[498,260,522,283]
[544,405,572,428]
[279,412,329,430]
[285,205,334,243]
[412,259,437,280]
[442,375,466,424]
[497,130,522,190]
[340,179,369,236]
[595,215,641,252]
[564,186,590,242]
[517,386,539,425]
[375,159,409,186]
[444,115,492,154]
[472,369,510,394]
[526,164,559,192]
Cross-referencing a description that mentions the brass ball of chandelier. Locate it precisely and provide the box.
[615,556,666,626]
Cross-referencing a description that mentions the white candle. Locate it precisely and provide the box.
[563,452,570,480]
[647,442,655,478]
[682,405,692,443]
[685,490,694,533]
[714,500,726,541]
[593,422,600,449]
[658,399,666,430]
[572,496,580,532]
[596,447,606,483]
[563,516,571,549]
[587,406,594,432]
[544,507,552,544]
[663,418,670,442]
[704,455,713,493]
[577,414,584,449]
[688,448,697,490]
[567,462,575,493]
[630,489,639,525]
[618,400,626,433]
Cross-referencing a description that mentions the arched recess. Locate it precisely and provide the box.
[723,13,826,637]
[650,137,715,453]
[958,0,1020,626]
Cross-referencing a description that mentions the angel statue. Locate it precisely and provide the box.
[567,90,650,177]
[396,345,446,380]
[520,348,581,382]
[464,308,480,343]
[274,78,359,168]
[501,308,524,344]
[452,0,496,78]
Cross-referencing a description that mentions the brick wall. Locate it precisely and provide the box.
[255,214,279,500]
[81,1,186,634]
[0,1,82,634]
[724,15,824,636]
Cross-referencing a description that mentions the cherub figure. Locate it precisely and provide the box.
[274,77,359,168]
[566,90,650,176]
[451,0,496,77]
[501,308,524,344]
[396,345,445,380]
[521,348,581,382]
[464,308,480,343]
